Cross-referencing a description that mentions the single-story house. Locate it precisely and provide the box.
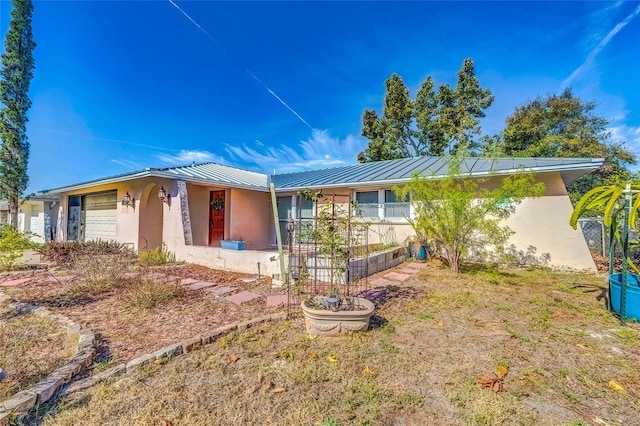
[34,156,604,275]
[0,197,58,243]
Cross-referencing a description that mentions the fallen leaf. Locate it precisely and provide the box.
[245,385,259,395]
[154,359,163,365]
[272,387,286,393]
[229,354,240,363]
[496,365,508,379]
[362,366,376,376]
[437,320,444,327]
[608,380,627,395]
[326,354,337,363]
[306,334,317,340]
[552,309,565,318]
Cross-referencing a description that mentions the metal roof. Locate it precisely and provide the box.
[39,162,269,195]
[36,156,604,195]
[270,156,605,190]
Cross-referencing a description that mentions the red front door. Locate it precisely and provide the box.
[209,190,225,245]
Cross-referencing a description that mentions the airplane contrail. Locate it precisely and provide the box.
[562,2,640,88]
[167,0,314,130]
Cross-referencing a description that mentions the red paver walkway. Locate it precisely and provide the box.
[0,277,33,287]
[385,271,411,282]
[225,291,261,305]
[266,294,288,307]
[205,286,237,296]
[187,281,216,291]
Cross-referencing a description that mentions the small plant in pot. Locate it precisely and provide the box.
[297,189,375,336]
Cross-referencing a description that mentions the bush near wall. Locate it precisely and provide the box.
[0,225,42,271]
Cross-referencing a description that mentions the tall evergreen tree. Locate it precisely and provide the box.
[0,0,36,228]
[358,58,494,163]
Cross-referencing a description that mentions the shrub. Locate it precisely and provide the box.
[70,254,130,295]
[138,245,175,267]
[0,225,41,271]
[39,240,133,266]
[127,279,184,311]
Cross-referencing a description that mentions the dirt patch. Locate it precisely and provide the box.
[31,263,640,425]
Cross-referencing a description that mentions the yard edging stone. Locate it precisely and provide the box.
[0,291,96,426]
[60,312,286,398]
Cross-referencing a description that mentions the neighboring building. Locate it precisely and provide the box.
[35,156,604,275]
[0,197,58,243]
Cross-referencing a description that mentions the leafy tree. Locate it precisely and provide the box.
[496,88,636,203]
[358,58,493,162]
[395,157,545,273]
[0,0,36,228]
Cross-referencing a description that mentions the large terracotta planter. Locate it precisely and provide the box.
[301,297,375,336]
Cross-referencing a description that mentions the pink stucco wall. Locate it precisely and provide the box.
[228,188,272,249]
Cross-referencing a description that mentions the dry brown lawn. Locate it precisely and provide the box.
[0,299,76,400]
[31,263,640,426]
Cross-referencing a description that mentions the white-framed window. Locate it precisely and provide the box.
[354,189,411,221]
[384,190,410,218]
[355,191,379,218]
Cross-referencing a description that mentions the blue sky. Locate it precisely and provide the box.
[1,1,639,193]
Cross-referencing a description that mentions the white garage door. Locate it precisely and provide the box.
[83,191,117,241]
[30,204,43,242]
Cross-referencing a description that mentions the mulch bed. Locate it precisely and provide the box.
[0,264,288,364]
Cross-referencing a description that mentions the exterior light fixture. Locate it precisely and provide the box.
[158,186,170,204]
[121,191,135,208]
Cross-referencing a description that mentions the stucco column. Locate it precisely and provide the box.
[177,180,193,246]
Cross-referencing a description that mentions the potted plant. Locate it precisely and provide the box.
[570,183,640,322]
[297,190,375,336]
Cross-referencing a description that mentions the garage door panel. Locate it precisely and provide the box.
[83,191,117,242]
[84,210,117,241]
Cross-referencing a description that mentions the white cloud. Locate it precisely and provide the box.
[562,2,640,88]
[156,149,227,165]
[610,124,640,162]
[110,159,144,169]
[225,129,367,174]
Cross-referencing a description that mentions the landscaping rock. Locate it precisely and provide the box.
[0,390,37,413]
[63,364,126,395]
[33,375,66,404]
[125,354,155,372]
[215,322,239,335]
[66,324,81,335]
[153,343,183,360]
[180,336,203,353]
[0,368,4,381]
[77,331,96,349]
[201,329,223,344]
[225,290,261,305]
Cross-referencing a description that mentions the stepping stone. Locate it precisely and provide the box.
[266,294,288,307]
[370,277,395,288]
[0,277,33,287]
[385,272,411,282]
[240,277,258,283]
[187,281,216,291]
[225,291,261,305]
[403,262,428,270]
[204,286,237,296]
[180,278,200,286]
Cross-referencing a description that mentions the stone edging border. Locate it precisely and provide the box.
[62,312,286,396]
[0,292,96,425]
[0,289,286,425]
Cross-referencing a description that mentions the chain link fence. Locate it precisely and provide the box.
[578,218,606,256]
